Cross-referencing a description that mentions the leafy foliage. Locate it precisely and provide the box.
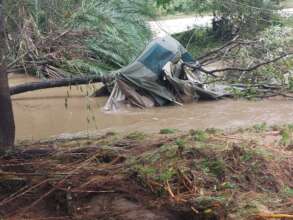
[156,0,211,15]
[5,0,153,76]
[174,27,223,58]
[227,26,293,85]
[160,128,178,134]
[66,0,153,73]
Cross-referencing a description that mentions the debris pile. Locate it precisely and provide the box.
[0,125,292,219]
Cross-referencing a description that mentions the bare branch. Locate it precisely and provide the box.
[198,53,293,75]
[196,35,239,61]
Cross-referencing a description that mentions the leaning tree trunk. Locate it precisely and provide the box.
[0,0,15,149]
[10,75,104,96]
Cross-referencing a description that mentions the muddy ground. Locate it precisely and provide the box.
[0,125,292,220]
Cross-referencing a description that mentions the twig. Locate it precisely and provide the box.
[34,217,71,220]
[7,29,71,69]
[0,179,50,207]
[53,185,116,194]
[17,152,102,215]
[0,171,80,176]
[166,181,176,199]
[196,35,240,61]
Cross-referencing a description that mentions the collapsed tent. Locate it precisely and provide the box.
[103,36,225,111]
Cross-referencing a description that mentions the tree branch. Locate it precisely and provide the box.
[198,53,292,75]
[196,35,239,61]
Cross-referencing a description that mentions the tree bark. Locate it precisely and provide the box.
[10,75,104,96]
[0,0,15,149]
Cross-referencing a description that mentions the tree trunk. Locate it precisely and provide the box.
[0,0,15,149]
[10,75,104,96]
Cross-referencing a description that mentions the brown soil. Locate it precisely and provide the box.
[0,127,292,220]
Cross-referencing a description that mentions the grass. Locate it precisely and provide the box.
[126,131,146,141]
[190,129,209,142]
[252,123,268,133]
[201,159,225,177]
[160,128,178,134]
[282,187,293,197]
[127,124,292,219]
[280,125,293,146]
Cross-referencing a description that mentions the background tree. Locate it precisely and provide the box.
[0,0,15,149]
[156,0,279,39]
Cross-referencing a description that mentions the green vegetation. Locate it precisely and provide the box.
[280,124,293,146]
[174,28,223,58]
[201,159,225,177]
[5,0,291,82]
[5,0,153,76]
[190,129,209,142]
[158,0,280,37]
[127,124,292,219]
[253,123,268,133]
[126,131,146,141]
[156,0,212,16]
[160,128,178,134]
[282,187,293,197]
[176,22,293,101]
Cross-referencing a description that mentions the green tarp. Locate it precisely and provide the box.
[104,36,224,111]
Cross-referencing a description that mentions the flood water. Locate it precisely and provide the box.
[10,74,293,141]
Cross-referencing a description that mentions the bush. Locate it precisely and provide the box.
[157,0,281,37]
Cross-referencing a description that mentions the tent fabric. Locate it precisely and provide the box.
[104,35,223,111]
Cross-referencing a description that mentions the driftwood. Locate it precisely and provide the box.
[10,75,104,96]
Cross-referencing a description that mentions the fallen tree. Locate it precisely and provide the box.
[8,52,292,99]
[8,27,293,102]
[9,52,292,99]
[10,75,105,96]
[5,1,153,79]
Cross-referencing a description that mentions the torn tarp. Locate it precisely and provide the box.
[104,35,225,111]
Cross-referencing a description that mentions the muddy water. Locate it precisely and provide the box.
[10,74,293,141]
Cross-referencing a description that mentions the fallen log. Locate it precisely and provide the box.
[10,75,105,96]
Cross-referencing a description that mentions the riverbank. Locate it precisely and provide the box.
[1,124,292,220]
